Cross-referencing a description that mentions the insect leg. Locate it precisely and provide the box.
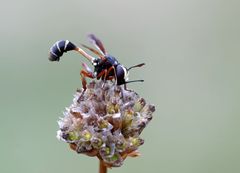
[82,62,93,74]
[106,76,115,80]
[104,66,116,83]
[78,69,95,102]
[96,69,107,79]
[80,69,94,90]
[96,69,108,88]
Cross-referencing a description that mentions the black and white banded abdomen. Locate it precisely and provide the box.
[49,40,76,61]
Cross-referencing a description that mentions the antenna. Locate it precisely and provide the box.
[127,63,145,71]
[125,80,144,84]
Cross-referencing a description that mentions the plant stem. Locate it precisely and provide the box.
[99,160,107,173]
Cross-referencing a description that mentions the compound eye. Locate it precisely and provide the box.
[92,59,99,66]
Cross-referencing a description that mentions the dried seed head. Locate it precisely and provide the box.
[57,80,155,167]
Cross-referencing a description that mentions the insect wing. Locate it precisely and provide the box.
[81,44,105,60]
[87,34,106,55]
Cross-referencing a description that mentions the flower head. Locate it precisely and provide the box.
[57,80,155,167]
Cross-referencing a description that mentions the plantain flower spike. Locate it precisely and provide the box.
[57,80,155,167]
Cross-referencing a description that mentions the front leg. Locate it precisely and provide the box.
[78,69,94,102]
[80,69,95,90]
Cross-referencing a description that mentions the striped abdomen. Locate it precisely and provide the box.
[49,40,76,61]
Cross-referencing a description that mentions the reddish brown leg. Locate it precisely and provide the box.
[78,70,94,102]
[97,69,107,87]
[97,66,116,82]
[80,70,94,90]
[96,66,116,88]
[97,69,107,79]
[106,76,115,80]
[104,66,115,82]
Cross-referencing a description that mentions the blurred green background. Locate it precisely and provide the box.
[0,0,240,172]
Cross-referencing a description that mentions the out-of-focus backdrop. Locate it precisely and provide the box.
[0,0,239,173]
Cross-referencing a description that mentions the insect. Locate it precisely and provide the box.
[49,34,145,90]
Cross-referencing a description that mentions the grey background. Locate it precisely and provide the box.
[0,0,239,173]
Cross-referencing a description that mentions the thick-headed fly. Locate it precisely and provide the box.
[49,34,145,90]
